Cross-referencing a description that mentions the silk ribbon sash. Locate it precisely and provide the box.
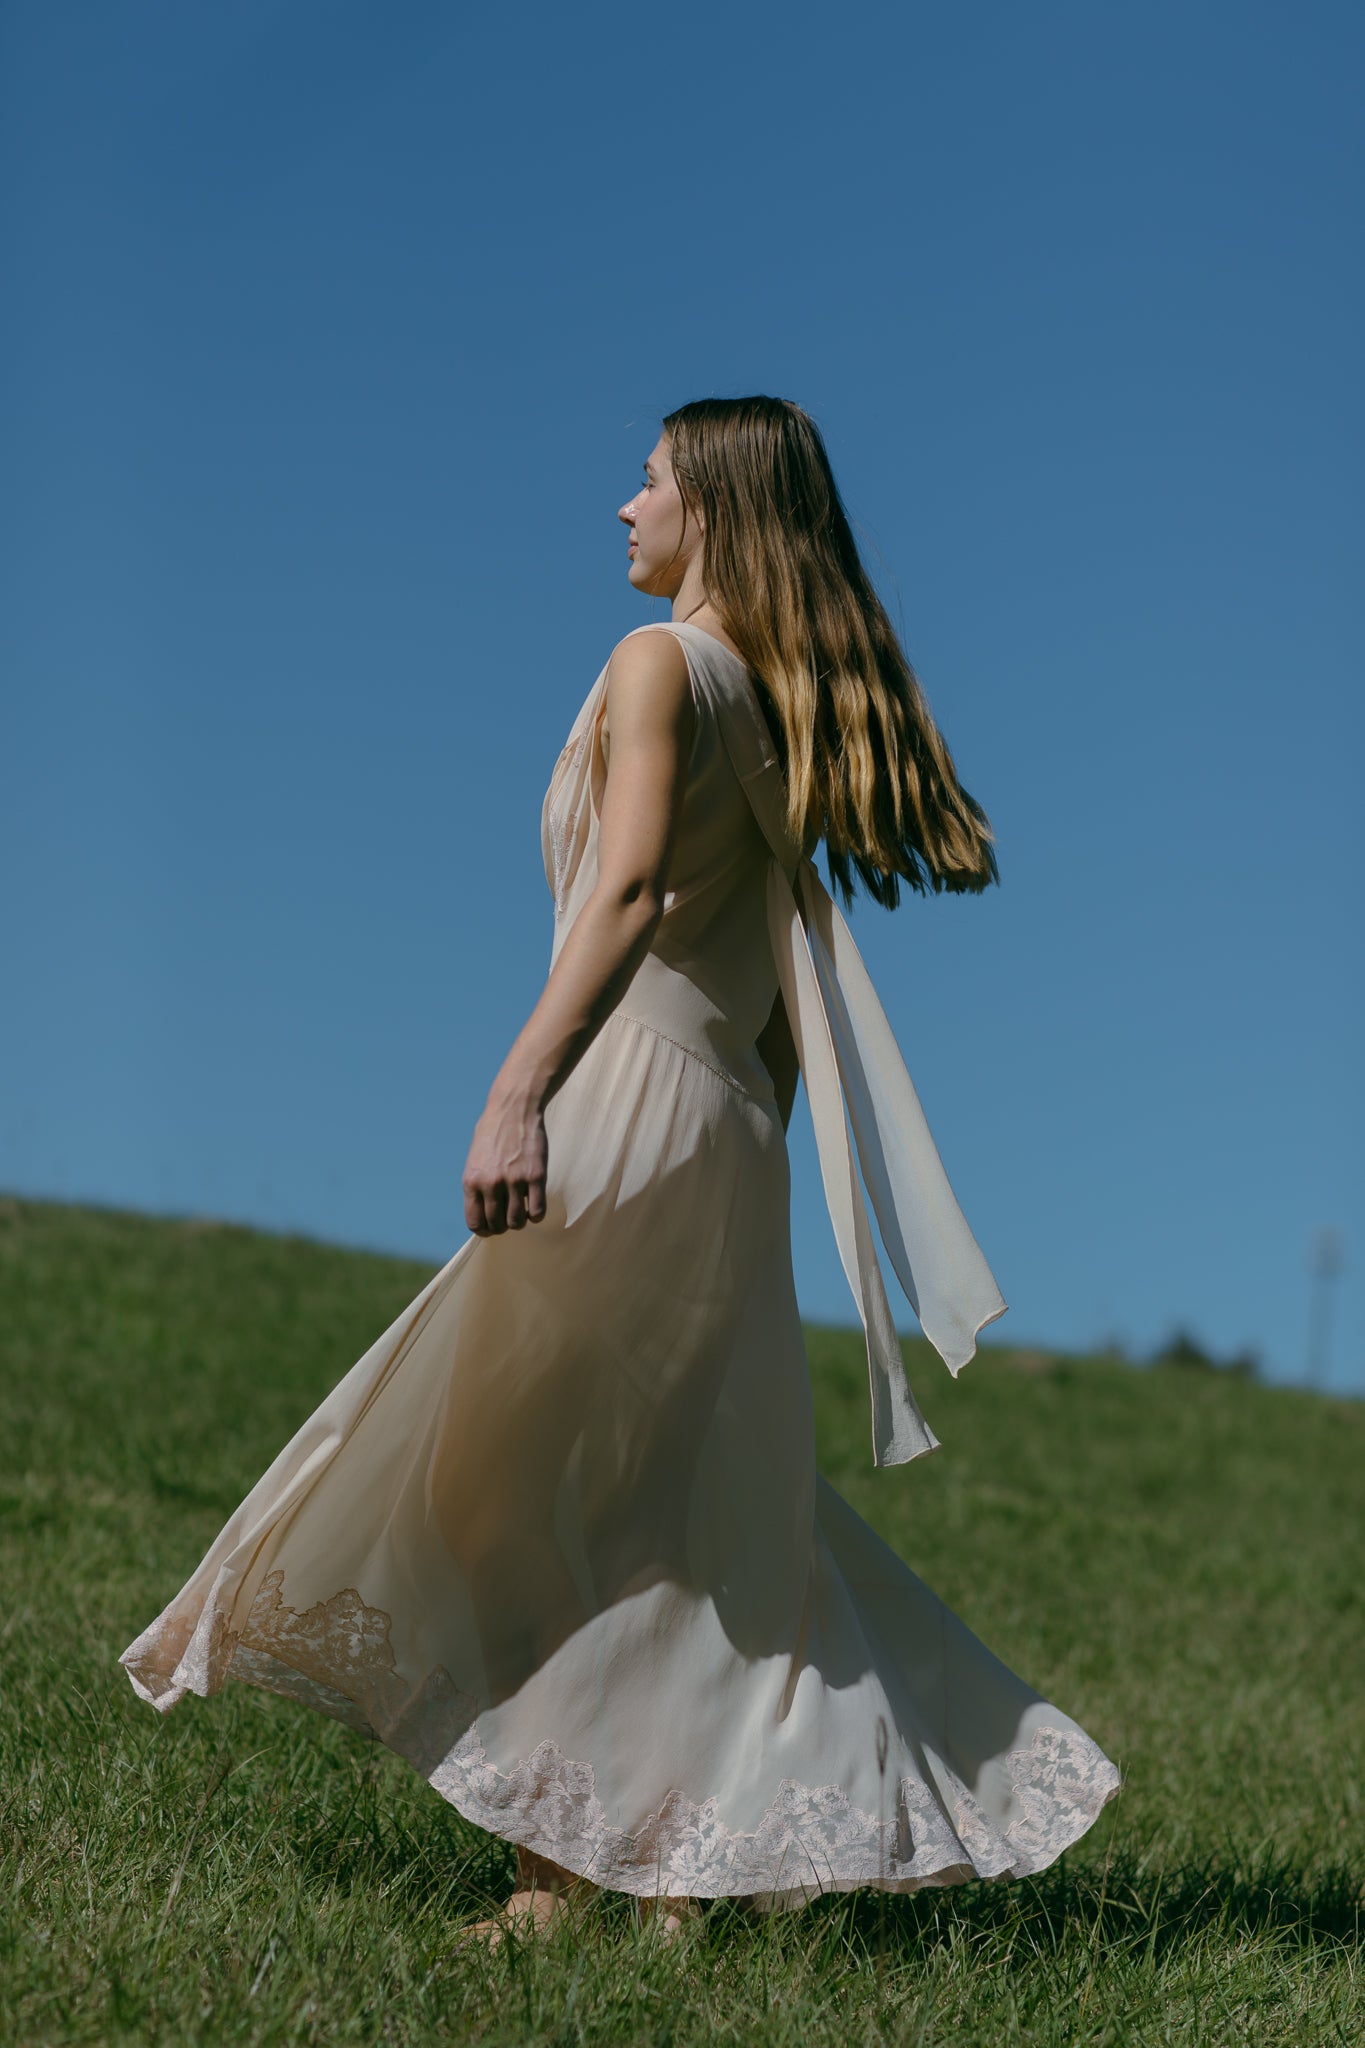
[765,853,1008,1467]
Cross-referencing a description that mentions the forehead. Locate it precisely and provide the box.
[643,435,672,474]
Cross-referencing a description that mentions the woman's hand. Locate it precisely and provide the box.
[462,1083,549,1234]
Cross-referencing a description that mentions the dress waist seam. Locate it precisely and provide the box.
[610,1009,768,1105]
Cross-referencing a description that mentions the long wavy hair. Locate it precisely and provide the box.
[660,394,998,911]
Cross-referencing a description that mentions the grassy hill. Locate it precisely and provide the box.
[1,1196,1361,2046]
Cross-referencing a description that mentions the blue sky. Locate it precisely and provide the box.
[4,1,1361,1390]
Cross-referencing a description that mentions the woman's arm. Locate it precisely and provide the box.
[462,632,695,1236]
[755,983,800,1134]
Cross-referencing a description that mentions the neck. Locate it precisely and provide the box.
[669,558,715,630]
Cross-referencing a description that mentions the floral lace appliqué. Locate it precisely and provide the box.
[122,1571,1122,1910]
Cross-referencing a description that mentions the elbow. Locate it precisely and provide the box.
[601,876,667,929]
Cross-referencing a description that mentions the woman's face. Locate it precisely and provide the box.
[617,434,701,598]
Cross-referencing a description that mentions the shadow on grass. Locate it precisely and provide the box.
[281,1745,516,1924]
[806,1849,1365,1959]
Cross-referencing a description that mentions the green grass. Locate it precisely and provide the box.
[1,1193,1361,2045]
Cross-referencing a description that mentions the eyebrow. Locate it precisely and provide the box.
[643,461,656,477]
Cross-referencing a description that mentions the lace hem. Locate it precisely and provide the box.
[120,1572,1122,1910]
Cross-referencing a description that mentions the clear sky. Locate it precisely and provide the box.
[4,1,1361,1390]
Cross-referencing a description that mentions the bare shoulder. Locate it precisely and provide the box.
[603,627,695,740]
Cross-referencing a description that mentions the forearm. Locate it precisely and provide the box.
[487,884,662,1112]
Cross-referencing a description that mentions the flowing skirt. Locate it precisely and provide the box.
[120,1010,1121,1906]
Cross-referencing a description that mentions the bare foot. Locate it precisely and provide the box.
[638,1893,703,1941]
[457,1886,566,1951]
[457,1846,596,1952]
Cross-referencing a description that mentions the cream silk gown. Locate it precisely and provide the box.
[120,620,1121,1907]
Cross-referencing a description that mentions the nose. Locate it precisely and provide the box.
[618,499,636,524]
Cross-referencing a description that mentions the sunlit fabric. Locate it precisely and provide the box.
[120,620,1120,1905]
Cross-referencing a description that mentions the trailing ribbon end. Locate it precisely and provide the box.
[765,854,1010,1466]
[794,860,1008,1379]
[766,862,941,1467]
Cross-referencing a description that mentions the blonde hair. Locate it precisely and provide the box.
[661,395,998,910]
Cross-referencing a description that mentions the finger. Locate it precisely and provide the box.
[464,1184,491,1236]
[526,1178,547,1224]
[506,1182,529,1230]
[483,1183,508,1235]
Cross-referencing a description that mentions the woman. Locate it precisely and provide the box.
[120,395,1121,1943]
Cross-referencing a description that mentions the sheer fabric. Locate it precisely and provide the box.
[121,621,1120,1905]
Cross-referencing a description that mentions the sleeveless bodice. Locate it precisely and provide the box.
[542,621,784,1101]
